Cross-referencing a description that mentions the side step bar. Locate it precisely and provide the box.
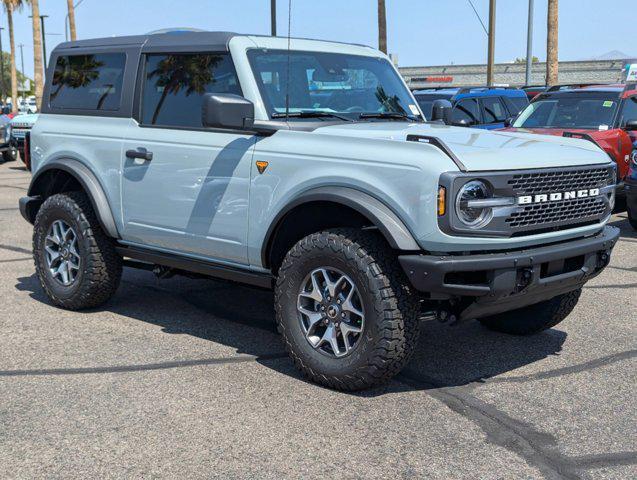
[115,245,273,289]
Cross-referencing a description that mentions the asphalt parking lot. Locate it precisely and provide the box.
[0,159,635,480]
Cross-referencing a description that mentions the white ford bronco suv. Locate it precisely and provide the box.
[20,32,619,390]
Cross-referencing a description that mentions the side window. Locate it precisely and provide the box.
[502,96,529,116]
[141,53,242,127]
[620,96,637,126]
[481,97,508,123]
[451,98,480,125]
[50,53,126,111]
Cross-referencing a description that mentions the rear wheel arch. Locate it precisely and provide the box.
[25,159,120,238]
[262,187,420,272]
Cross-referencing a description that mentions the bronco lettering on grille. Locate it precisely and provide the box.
[518,188,600,205]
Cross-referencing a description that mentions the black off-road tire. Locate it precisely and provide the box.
[627,203,637,230]
[275,228,420,391]
[2,147,17,162]
[33,191,122,310]
[479,288,582,335]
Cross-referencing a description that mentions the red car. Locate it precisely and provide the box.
[502,83,637,195]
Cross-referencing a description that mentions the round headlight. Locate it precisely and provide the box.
[631,149,637,167]
[455,180,493,228]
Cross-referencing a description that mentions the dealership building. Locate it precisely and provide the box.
[399,58,635,90]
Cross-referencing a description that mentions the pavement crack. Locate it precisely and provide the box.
[0,257,31,263]
[0,184,27,191]
[0,244,31,255]
[397,370,632,480]
[485,350,637,384]
[0,352,287,377]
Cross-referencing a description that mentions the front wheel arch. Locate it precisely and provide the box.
[262,187,421,272]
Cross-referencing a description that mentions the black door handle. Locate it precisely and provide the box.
[126,148,153,161]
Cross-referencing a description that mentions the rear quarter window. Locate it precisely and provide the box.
[49,53,126,111]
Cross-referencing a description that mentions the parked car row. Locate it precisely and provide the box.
[413,86,529,129]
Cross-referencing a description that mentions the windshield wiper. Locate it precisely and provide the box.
[359,112,419,121]
[271,111,354,122]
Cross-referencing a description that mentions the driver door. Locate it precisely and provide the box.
[120,51,254,266]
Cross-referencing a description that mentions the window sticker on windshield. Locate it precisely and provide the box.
[599,124,609,131]
[408,104,420,116]
[603,101,614,107]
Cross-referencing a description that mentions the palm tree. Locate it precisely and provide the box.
[546,0,558,85]
[3,0,23,114]
[26,0,44,109]
[147,54,219,124]
[377,0,387,54]
[66,0,76,41]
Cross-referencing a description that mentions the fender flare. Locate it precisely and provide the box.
[27,158,120,238]
[261,186,421,266]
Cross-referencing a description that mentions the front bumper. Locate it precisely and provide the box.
[399,226,619,320]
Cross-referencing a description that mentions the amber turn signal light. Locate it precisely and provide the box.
[437,186,446,216]
[256,161,269,174]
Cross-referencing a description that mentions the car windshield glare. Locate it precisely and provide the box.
[513,95,619,130]
[247,49,421,121]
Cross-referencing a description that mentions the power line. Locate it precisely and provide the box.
[466,0,488,36]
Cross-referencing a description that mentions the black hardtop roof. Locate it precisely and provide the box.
[53,31,238,52]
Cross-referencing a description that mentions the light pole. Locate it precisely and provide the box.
[18,43,25,98]
[65,0,86,42]
[525,0,534,86]
[486,0,496,86]
[29,15,49,71]
[0,27,4,102]
[271,0,276,36]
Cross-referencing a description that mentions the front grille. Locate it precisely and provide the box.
[506,196,607,228]
[507,167,613,195]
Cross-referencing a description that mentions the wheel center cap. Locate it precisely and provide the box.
[326,305,339,319]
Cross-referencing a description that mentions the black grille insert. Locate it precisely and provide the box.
[507,168,612,195]
[506,196,607,228]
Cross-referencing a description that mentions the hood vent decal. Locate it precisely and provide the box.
[406,135,467,172]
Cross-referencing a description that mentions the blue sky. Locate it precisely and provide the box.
[3,0,632,78]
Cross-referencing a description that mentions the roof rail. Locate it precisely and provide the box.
[455,85,518,94]
[546,83,615,92]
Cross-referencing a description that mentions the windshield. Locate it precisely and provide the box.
[513,94,619,129]
[248,49,422,121]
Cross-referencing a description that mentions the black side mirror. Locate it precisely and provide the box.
[624,119,637,131]
[1,106,10,115]
[430,99,453,124]
[202,93,255,130]
[504,116,515,127]
[451,118,471,127]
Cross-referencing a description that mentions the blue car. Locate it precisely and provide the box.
[413,87,529,129]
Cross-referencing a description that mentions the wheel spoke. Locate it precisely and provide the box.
[45,245,60,263]
[299,271,324,303]
[317,324,342,356]
[342,288,363,318]
[57,261,70,284]
[298,306,323,335]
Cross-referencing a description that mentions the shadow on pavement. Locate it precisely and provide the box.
[16,267,566,393]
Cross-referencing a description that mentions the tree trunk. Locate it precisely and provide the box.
[546,0,558,86]
[31,0,44,109]
[378,0,387,54]
[7,4,18,114]
[67,0,77,41]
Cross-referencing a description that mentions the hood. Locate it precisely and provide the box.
[312,122,610,172]
[11,113,39,126]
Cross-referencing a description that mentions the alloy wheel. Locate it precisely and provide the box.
[297,267,365,358]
